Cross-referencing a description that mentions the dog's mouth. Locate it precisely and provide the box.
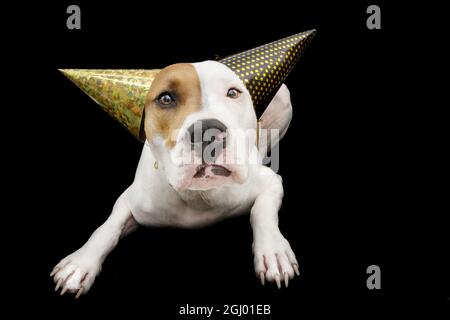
[193,164,231,178]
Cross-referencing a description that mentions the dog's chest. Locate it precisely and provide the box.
[179,188,238,209]
[178,189,254,227]
[128,183,253,228]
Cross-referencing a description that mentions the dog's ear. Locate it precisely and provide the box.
[138,109,146,141]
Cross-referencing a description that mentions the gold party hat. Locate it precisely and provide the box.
[219,29,316,117]
[59,69,160,140]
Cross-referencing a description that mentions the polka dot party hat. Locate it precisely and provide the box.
[219,29,316,118]
[59,30,315,141]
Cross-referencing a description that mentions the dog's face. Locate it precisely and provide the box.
[143,61,258,192]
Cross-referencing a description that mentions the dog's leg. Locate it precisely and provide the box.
[258,84,293,156]
[50,191,138,298]
[250,174,299,288]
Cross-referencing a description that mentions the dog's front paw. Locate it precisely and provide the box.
[252,230,299,289]
[50,248,101,298]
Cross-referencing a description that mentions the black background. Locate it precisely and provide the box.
[7,0,448,317]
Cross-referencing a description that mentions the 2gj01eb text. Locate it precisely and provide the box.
[179,304,271,318]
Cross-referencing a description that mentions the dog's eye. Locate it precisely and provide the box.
[226,88,241,99]
[157,92,175,106]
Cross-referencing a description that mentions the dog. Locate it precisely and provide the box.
[50,60,299,298]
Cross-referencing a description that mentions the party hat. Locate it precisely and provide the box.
[219,29,316,117]
[59,69,160,140]
[60,30,315,141]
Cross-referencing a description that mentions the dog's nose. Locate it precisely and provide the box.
[187,119,227,162]
[188,118,227,145]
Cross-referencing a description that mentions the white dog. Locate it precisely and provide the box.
[51,60,299,298]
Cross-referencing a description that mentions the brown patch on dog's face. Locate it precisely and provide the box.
[143,63,201,149]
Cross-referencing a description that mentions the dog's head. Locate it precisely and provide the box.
[142,61,258,192]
